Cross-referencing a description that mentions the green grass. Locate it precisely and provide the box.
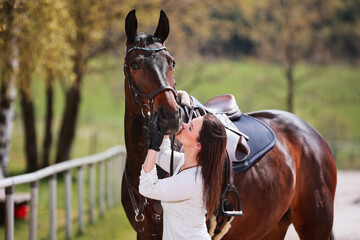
[1,55,360,239]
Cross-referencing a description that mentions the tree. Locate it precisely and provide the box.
[37,0,74,167]
[0,0,19,177]
[241,0,330,112]
[328,0,360,61]
[55,0,126,163]
[11,0,74,172]
[16,0,42,173]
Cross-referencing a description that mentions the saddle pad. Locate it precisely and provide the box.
[232,114,277,173]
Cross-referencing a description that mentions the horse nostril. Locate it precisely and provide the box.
[159,106,167,120]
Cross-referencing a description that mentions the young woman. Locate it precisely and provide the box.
[139,113,227,240]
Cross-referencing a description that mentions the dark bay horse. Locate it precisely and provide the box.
[121,10,337,240]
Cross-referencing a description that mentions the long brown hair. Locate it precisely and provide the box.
[197,114,226,218]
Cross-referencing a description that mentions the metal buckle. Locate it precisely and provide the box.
[141,104,151,118]
[135,213,145,222]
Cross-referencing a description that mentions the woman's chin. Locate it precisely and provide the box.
[175,134,182,144]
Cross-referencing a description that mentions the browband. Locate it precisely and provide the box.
[125,46,168,58]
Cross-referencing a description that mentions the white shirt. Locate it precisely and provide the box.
[139,138,211,240]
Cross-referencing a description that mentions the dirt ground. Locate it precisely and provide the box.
[285,171,360,240]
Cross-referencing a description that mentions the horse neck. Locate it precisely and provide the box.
[124,106,148,180]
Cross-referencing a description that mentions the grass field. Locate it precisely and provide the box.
[1,55,359,239]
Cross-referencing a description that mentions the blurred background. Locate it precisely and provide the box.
[0,0,359,239]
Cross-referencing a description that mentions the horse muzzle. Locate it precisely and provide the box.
[158,106,181,135]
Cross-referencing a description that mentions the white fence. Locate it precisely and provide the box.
[0,145,126,240]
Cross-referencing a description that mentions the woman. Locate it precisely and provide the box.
[139,113,227,240]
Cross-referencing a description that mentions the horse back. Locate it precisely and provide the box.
[249,109,337,185]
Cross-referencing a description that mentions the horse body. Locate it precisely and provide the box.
[121,10,337,240]
[221,110,336,240]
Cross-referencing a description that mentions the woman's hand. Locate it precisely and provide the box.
[147,112,167,151]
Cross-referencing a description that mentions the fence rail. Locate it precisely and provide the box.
[0,145,126,240]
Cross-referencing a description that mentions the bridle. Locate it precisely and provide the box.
[124,46,178,118]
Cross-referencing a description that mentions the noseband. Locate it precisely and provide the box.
[124,46,178,118]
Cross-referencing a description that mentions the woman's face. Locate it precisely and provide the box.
[176,116,204,147]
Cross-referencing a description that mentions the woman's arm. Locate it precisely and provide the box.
[143,149,158,173]
[139,168,202,201]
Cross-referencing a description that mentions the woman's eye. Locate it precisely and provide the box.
[130,62,140,70]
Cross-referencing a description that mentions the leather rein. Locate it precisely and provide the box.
[124,46,178,238]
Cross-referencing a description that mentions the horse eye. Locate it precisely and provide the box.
[130,62,140,70]
[172,60,176,69]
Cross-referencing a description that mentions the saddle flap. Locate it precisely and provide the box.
[225,128,250,163]
[214,113,250,164]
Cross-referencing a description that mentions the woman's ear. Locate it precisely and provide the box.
[197,143,201,151]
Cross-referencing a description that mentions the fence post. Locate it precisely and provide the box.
[65,170,72,240]
[106,158,112,208]
[5,185,14,240]
[49,174,57,240]
[89,163,95,224]
[115,154,122,204]
[99,161,105,218]
[29,181,38,240]
[77,166,84,234]
[118,153,126,203]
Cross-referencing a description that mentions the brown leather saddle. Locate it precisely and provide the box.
[184,94,251,163]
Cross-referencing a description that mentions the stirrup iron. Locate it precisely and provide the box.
[220,184,244,216]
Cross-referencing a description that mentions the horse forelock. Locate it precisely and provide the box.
[134,32,162,47]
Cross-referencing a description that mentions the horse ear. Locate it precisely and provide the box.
[154,10,169,43]
[125,9,138,44]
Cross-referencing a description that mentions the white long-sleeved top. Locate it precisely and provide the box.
[139,138,211,240]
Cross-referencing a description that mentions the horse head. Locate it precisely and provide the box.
[124,10,180,134]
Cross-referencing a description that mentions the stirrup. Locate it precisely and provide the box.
[220,184,244,216]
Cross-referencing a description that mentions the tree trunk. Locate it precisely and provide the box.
[19,64,38,173]
[284,35,296,113]
[0,1,18,177]
[42,69,54,167]
[286,65,294,113]
[55,54,84,163]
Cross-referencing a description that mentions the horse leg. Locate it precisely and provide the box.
[290,201,334,240]
[290,153,336,239]
[260,211,291,240]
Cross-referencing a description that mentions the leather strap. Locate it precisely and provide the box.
[125,166,145,232]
